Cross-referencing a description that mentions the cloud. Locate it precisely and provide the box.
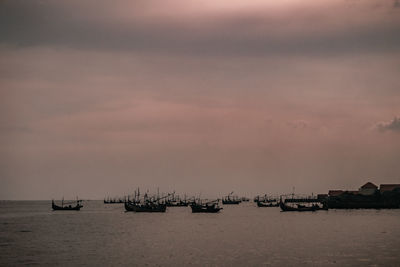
[1,0,400,57]
[1,0,400,199]
[377,117,400,132]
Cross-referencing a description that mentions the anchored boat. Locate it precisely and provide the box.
[124,189,170,212]
[279,195,327,212]
[190,199,222,213]
[222,192,241,204]
[124,201,166,212]
[255,194,279,207]
[52,198,83,211]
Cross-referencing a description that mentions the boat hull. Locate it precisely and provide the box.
[124,202,166,212]
[52,203,82,211]
[257,201,279,207]
[280,202,320,212]
[190,204,222,213]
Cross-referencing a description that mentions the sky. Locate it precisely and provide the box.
[1,0,400,200]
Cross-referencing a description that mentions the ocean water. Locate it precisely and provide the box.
[0,200,399,266]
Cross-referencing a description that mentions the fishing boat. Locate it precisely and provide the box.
[124,189,170,212]
[279,201,319,212]
[190,200,222,213]
[255,194,279,207]
[165,193,189,207]
[257,201,279,207]
[166,200,188,207]
[124,201,166,212]
[52,199,83,211]
[279,195,327,212]
[222,192,241,204]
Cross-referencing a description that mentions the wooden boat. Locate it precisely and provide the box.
[124,191,170,212]
[279,201,319,212]
[52,199,83,211]
[222,192,241,204]
[190,200,222,213]
[257,201,279,207]
[222,199,240,204]
[165,193,189,207]
[279,193,329,212]
[255,194,279,207]
[124,201,166,212]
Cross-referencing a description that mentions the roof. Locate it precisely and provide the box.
[380,184,400,192]
[328,190,343,196]
[360,182,378,189]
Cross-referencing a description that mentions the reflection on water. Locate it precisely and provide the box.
[0,201,399,266]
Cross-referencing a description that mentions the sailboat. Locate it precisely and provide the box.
[222,192,241,204]
[190,199,222,213]
[52,198,83,211]
[124,189,169,212]
[256,194,279,207]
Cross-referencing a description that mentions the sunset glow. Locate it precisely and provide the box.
[0,0,399,199]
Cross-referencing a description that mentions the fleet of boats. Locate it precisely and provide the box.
[51,193,326,213]
[52,183,400,212]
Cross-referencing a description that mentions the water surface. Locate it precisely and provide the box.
[0,201,399,266]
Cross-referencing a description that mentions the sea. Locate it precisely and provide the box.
[0,200,399,266]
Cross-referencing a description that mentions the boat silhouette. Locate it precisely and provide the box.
[190,199,222,213]
[222,192,241,204]
[52,198,83,211]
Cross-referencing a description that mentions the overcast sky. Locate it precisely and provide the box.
[1,0,400,200]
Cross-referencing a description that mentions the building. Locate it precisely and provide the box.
[328,190,344,197]
[359,182,378,196]
[380,184,400,193]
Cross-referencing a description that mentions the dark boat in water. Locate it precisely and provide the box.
[255,194,279,207]
[257,201,279,207]
[166,201,189,207]
[279,195,327,212]
[222,192,241,205]
[52,199,83,211]
[165,193,189,207]
[279,201,319,212]
[124,189,170,212]
[190,200,222,213]
[124,201,166,212]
